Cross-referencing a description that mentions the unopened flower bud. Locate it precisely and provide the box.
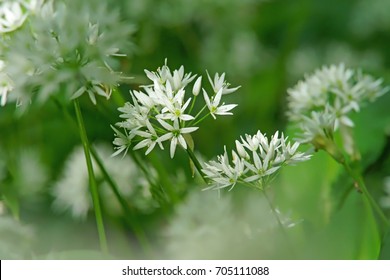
[192,76,202,96]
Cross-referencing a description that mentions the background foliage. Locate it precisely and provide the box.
[1,0,390,259]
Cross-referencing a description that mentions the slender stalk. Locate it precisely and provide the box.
[89,146,151,253]
[343,162,389,228]
[188,95,197,115]
[185,147,208,184]
[262,190,296,257]
[74,100,108,253]
[54,98,151,254]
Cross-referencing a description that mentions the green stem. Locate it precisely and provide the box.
[262,190,296,257]
[188,95,197,115]
[185,148,208,184]
[189,105,208,126]
[89,146,151,253]
[74,100,108,253]
[343,162,389,228]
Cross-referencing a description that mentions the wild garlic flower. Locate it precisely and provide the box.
[287,64,388,145]
[113,60,239,158]
[202,130,311,190]
[1,0,133,107]
[52,144,154,220]
[0,1,28,33]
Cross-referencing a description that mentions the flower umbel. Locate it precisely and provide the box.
[113,60,239,158]
[287,64,388,146]
[1,0,134,107]
[203,130,311,191]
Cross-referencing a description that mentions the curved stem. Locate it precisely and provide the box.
[185,147,208,184]
[262,190,296,257]
[74,100,108,253]
[89,146,151,253]
[343,162,389,228]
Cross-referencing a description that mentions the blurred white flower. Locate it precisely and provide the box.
[52,143,153,220]
[203,130,311,190]
[0,1,28,33]
[0,216,34,259]
[0,60,13,106]
[71,81,112,105]
[164,189,302,259]
[113,60,239,158]
[16,149,48,196]
[164,190,237,259]
[287,64,388,144]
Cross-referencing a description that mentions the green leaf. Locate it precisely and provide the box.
[303,192,380,259]
[2,190,20,221]
[379,230,390,260]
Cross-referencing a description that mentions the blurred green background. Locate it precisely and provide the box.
[1,0,390,259]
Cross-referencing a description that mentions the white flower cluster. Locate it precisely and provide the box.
[287,64,388,143]
[0,0,43,33]
[113,60,240,158]
[0,0,132,108]
[52,144,154,220]
[202,130,311,190]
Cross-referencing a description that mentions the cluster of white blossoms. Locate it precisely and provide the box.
[202,130,311,190]
[112,60,240,158]
[0,0,43,33]
[52,144,154,220]
[0,0,43,106]
[0,0,133,108]
[287,64,388,144]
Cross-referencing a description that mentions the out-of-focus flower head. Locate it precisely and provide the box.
[1,0,134,108]
[287,64,388,147]
[52,144,155,220]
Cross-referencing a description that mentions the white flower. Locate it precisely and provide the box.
[287,64,388,132]
[157,119,198,158]
[207,71,241,95]
[192,76,202,96]
[113,60,240,158]
[156,88,194,122]
[0,66,13,106]
[203,88,237,119]
[52,144,153,219]
[145,60,196,91]
[0,1,28,33]
[111,126,134,157]
[133,121,164,155]
[297,109,336,145]
[203,130,311,190]
[203,147,245,190]
[71,81,112,105]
